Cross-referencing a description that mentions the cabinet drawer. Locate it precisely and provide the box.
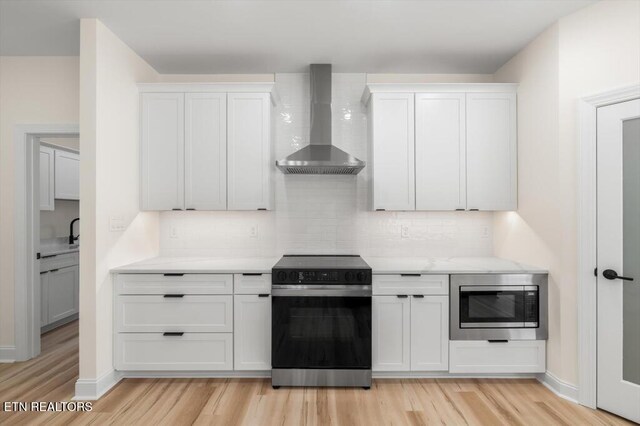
[449,340,546,373]
[373,274,449,295]
[115,295,232,333]
[234,273,271,294]
[115,274,233,295]
[40,252,79,272]
[114,333,233,371]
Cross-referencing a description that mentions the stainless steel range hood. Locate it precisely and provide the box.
[276,64,365,175]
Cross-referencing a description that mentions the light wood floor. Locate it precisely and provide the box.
[0,322,631,425]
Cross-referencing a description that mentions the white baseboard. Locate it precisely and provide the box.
[0,345,16,363]
[536,371,579,403]
[121,370,271,379]
[373,371,537,379]
[74,369,123,401]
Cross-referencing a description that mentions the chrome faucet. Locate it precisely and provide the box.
[69,217,80,245]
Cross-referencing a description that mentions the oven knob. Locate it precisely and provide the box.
[289,271,297,282]
[345,272,354,282]
[277,271,287,282]
[357,272,366,282]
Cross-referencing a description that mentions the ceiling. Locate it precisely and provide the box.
[0,0,596,74]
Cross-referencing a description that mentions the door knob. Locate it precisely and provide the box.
[603,269,634,281]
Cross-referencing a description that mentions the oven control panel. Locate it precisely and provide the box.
[273,269,371,284]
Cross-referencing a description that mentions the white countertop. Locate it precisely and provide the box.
[111,256,546,274]
[40,237,79,257]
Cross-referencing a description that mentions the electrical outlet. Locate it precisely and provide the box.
[249,225,258,238]
[169,226,179,239]
[401,225,409,239]
[109,216,126,232]
[482,226,490,238]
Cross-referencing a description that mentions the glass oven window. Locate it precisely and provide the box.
[460,287,525,326]
[272,296,371,369]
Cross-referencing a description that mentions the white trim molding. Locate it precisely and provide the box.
[537,372,579,403]
[577,84,640,409]
[13,124,79,362]
[361,83,518,105]
[0,346,16,363]
[137,82,280,106]
[74,370,124,401]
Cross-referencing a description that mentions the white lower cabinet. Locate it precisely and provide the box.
[449,340,546,373]
[373,295,448,372]
[410,296,449,371]
[372,296,411,371]
[114,333,233,371]
[41,264,79,327]
[234,294,271,370]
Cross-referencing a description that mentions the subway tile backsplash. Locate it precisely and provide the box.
[159,73,493,258]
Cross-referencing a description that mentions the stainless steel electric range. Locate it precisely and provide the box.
[271,255,372,389]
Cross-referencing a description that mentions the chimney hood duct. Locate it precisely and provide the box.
[276,64,365,175]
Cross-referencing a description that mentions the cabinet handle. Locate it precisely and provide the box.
[412,295,424,298]
[163,273,184,277]
[163,294,184,298]
[163,332,184,337]
[375,209,386,211]
[455,208,465,211]
[49,269,59,273]
[41,254,57,259]
[172,208,182,211]
[242,273,263,276]
[40,271,48,275]
[396,295,408,298]
[258,294,270,298]
[257,208,267,211]
[401,274,421,277]
[469,208,479,211]
[488,339,509,343]
[186,208,196,211]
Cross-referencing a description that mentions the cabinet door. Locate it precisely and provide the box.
[39,146,55,210]
[370,93,415,211]
[234,294,271,370]
[141,93,185,211]
[466,93,517,210]
[47,265,78,323]
[372,295,410,371]
[185,93,227,210]
[415,93,466,210]
[54,150,80,200]
[227,93,271,210]
[410,296,448,371]
[40,272,49,327]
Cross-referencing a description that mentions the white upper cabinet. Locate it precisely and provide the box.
[363,84,517,212]
[466,92,517,211]
[141,93,185,211]
[39,145,55,210]
[185,93,227,211]
[227,93,272,211]
[369,93,415,211]
[54,150,80,200]
[415,93,466,210]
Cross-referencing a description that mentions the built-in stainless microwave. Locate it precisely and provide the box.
[450,274,548,340]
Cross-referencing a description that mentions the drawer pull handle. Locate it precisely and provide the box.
[469,208,479,211]
[172,208,182,211]
[455,208,465,211]
[163,332,184,337]
[163,294,184,298]
[49,269,59,273]
[41,254,57,259]
[397,294,408,298]
[375,208,386,211]
[163,273,184,277]
[413,295,424,298]
[243,273,263,276]
[186,208,196,211]
[258,293,270,298]
[257,208,267,211]
[488,339,509,343]
[401,274,421,277]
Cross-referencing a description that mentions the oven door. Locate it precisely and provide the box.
[272,289,371,370]
[459,285,526,328]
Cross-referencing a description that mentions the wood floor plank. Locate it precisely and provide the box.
[0,321,633,426]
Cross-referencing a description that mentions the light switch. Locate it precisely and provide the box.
[401,225,409,239]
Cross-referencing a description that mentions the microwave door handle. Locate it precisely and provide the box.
[460,286,526,293]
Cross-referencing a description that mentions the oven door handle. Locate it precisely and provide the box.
[272,286,371,297]
[460,285,527,292]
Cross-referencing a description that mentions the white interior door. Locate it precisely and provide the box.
[597,98,640,423]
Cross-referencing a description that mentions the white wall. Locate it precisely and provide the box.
[78,19,160,381]
[493,0,640,386]
[160,73,495,258]
[0,56,79,350]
